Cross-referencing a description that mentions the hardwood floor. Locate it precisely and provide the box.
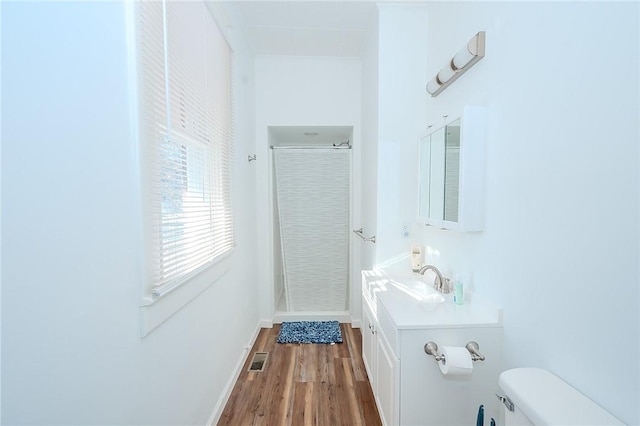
[217,323,382,426]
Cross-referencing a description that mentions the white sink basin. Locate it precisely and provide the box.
[389,278,445,303]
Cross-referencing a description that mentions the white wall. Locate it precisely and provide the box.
[1,1,258,424]
[360,8,379,271]
[415,2,638,424]
[254,56,363,322]
[375,5,430,267]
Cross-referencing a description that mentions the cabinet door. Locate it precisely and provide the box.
[418,127,445,227]
[418,134,431,220]
[428,128,445,226]
[376,332,399,426]
[362,300,376,387]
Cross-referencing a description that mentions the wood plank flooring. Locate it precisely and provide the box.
[217,323,382,426]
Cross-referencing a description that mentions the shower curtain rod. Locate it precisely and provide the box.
[270,145,351,150]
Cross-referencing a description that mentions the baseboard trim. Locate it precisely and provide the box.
[207,321,262,426]
[272,310,352,324]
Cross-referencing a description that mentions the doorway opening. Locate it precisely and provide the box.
[269,125,356,323]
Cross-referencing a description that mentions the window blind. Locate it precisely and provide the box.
[137,0,234,297]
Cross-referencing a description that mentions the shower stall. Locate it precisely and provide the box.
[269,126,353,320]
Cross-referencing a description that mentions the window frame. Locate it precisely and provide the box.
[127,0,235,336]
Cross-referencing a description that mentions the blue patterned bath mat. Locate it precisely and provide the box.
[276,321,343,344]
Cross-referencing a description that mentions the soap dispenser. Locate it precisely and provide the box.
[410,245,423,273]
[453,280,464,305]
[453,273,465,305]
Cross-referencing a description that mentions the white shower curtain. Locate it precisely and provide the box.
[273,148,350,311]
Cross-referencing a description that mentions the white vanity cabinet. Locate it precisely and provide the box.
[418,106,487,232]
[362,270,503,426]
[375,328,399,426]
[361,298,376,383]
[362,275,400,426]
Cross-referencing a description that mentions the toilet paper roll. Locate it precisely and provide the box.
[438,346,473,375]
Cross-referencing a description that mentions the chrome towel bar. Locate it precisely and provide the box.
[352,228,376,244]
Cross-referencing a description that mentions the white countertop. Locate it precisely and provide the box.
[362,269,502,329]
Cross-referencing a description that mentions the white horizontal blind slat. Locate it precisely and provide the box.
[138,1,166,287]
[167,1,209,145]
[137,0,234,295]
[205,11,233,257]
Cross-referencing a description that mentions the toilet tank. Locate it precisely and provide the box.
[498,368,623,426]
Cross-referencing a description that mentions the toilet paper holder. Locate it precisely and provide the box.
[424,341,486,363]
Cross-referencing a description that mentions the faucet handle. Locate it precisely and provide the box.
[441,277,452,294]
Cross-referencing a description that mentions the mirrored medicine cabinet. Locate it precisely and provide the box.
[418,106,486,232]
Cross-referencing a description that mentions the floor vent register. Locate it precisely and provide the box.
[248,352,268,372]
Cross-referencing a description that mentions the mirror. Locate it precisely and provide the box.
[444,119,461,223]
[429,129,445,220]
[418,134,431,218]
[418,127,445,224]
[418,106,486,232]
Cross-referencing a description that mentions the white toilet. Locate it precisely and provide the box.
[498,368,624,425]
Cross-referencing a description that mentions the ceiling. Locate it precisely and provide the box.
[233,1,378,57]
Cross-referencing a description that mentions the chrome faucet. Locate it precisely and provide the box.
[418,265,451,294]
